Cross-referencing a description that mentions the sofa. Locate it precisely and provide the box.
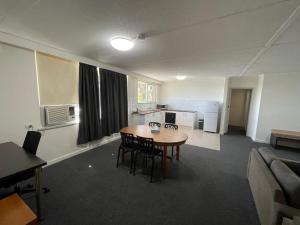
[247,147,300,225]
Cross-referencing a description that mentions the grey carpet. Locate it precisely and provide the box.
[20,133,300,225]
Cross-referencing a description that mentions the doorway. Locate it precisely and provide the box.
[228,89,252,135]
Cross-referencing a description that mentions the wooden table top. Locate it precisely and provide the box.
[271,129,300,139]
[120,125,188,146]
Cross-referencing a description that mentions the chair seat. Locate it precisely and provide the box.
[120,144,137,152]
[0,194,37,225]
[139,148,162,157]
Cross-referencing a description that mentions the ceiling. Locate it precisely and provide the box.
[0,0,300,81]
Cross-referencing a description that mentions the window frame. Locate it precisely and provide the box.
[137,81,157,103]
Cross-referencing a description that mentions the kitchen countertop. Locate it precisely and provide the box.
[132,109,197,115]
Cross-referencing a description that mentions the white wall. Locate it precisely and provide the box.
[0,43,41,145]
[160,77,225,104]
[255,73,300,143]
[0,43,119,163]
[0,41,158,165]
[160,77,226,128]
[247,74,264,140]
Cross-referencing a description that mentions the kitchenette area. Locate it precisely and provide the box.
[131,103,219,133]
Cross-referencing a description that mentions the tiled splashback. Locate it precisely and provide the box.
[137,103,156,111]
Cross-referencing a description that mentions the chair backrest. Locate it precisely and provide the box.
[149,122,161,127]
[165,123,178,130]
[120,132,135,147]
[22,131,42,155]
[137,136,155,155]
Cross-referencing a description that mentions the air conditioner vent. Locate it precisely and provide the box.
[44,105,75,126]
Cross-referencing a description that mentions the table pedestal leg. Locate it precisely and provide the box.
[35,167,42,221]
[176,145,180,160]
[163,145,168,177]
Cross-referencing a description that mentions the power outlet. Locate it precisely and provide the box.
[25,124,34,130]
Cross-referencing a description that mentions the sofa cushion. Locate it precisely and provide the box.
[271,160,300,209]
[258,147,277,167]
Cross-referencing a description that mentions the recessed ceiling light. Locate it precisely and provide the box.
[110,37,134,51]
[176,75,187,80]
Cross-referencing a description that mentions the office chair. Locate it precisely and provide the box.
[15,131,50,194]
[164,123,178,157]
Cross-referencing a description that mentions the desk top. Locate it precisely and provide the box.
[271,129,300,139]
[0,142,47,181]
[120,125,188,146]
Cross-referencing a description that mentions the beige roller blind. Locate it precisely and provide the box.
[36,52,79,105]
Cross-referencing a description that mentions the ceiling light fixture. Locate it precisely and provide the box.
[176,75,187,80]
[110,37,134,51]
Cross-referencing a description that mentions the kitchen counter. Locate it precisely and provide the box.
[132,110,160,115]
[162,109,197,113]
[132,109,197,115]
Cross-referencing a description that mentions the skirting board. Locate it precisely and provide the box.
[46,134,121,167]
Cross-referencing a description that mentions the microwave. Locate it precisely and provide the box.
[157,104,168,110]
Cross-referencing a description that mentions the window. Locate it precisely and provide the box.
[36,52,79,105]
[138,81,147,103]
[138,81,157,103]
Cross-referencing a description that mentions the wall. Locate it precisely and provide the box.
[0,40,159,164]
[160,77,226,128]
[247,75,263,140]
[0,43,41,145]
[160,77,225,104]
[255,73,300,143]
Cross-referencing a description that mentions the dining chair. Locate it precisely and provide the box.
[117,132,137,173]
[133,136,163,183]
[149,122,161,127]
[13,131,50,194]
[164,123,178,157]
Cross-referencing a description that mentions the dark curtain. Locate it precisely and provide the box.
[100,68,128,136]
[77,63,102,145]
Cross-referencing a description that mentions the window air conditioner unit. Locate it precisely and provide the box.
[43,105,76,126]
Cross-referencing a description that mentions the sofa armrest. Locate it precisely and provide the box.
[282,217,300,225]
[274,202,300,225]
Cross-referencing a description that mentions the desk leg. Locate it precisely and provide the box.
[35,167,42,221]
[163,145,168,177]
[176,145,180,160]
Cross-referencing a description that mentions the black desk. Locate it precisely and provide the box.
[0,142,47,220]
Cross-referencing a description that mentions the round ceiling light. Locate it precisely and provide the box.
[110,37,134,51]
[176,75,187,80]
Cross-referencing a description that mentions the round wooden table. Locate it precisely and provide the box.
[120,125,188,177]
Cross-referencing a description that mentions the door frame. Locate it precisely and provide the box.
[223,87,254,135]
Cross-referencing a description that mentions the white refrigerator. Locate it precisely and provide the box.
[203,102,219,133]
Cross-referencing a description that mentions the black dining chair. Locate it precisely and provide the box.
[164,123,178,157]
[117,132,137,173]
[149,122,161,127]
[9,131,50,194]
[133,136,163,183]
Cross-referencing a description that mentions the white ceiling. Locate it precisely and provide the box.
[0,0,300,81]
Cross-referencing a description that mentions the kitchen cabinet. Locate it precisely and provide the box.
[131,111,162,125]
[131,110,196,128]
[175,112,196,127]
